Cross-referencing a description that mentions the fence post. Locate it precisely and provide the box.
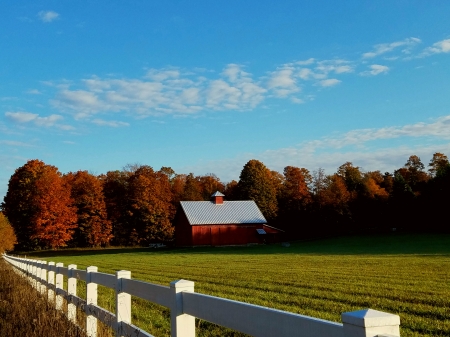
[48,262,55,303]
[115,270,131,337]
[40,261,47,294]
[31,260,38,288]
[68,264,77,323]
[86,266,98,337]
[342,309,400,337]
[170,279,195,337]
[36,261,42,290]
[55,262,64,311]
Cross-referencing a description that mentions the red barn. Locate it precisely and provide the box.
[175,192,283,246]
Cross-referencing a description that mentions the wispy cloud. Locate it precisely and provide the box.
[31,37,449,121]
[420,38,450,56]
[26,89,42,95]
[362,37,421,58]
[51,65,267,118]
[360,64,390,76]
[319,79,341,87]
[0,140,34,147]
[91,119,130,127]
[37,11,59,23]
[187,115,450,182]
[5,111,73,130]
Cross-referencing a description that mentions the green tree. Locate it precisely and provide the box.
[238,160,278,220]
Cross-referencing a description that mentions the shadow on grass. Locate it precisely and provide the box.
[20,233,450,259]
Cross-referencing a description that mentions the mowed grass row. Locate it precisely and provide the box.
[27,233,450,336]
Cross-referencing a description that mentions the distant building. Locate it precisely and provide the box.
[174,191,283,246]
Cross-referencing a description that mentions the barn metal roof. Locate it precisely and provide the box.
[180,200,267,225]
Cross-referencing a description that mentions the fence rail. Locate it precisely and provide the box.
[2,254,401,337]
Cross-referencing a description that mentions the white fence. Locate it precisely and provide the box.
[2,254,400,337]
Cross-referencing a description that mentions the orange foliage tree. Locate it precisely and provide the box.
[65,171,113,247]
[197,174,225,200]
[279,166,312,212]
[128,166,175,244]
[2,159,77,249]
[0,212,17,253]
[181,173,203,201]
[30,164,77,249]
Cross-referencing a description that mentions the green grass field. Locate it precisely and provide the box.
[26,233,450,336]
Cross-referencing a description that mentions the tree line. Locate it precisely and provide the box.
[1,152,449,250]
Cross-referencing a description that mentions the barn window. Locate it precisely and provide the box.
[256,229,266,235]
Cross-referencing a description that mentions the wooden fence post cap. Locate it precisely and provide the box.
[342,309,400,328]
[170,279,194,289]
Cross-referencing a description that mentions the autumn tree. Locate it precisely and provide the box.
[279,166,312,213]
[181,173,203,201]
[2,159,43,249]
[363,171,389,199]
[401,155,429,194]
[198,174,225,200]
[170,174,186,204]
[30,165,78,248]
[100,170,133,245]
[337,162,364,198]
[0,212,17,253]
[2,160,77,249]
[128,166,175,244]
[238,160,278,220]
[223,180,239,200]
[428,152,449,177]
[65,171,113,247]
[276,166,312,235]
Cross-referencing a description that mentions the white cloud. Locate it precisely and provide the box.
[362,37,421,58]
[44,37,443,120]
[298,68,313,80]
[360,64,389,76]
[291,97,304,104]
[5,111,69,129]
[52,65,266,118]
[296,58,315,65]
[319,79,341,87]
[26,89,42,95]
[5,112,38,123]
[186,115,450,182]
[38,11,59,23]
[267,67,300,97]
[421,39,450,56]
[315,60,354,75]
[91,119,130,127]
[146,68,180,81]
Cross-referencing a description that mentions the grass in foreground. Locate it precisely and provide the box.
[0,259,87,336]
[24,233,450,337]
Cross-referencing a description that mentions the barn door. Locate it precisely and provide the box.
[210,227,220,246]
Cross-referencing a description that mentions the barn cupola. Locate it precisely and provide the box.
[211,191,225,205]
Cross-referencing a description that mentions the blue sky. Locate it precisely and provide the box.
[1,1,450,199]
